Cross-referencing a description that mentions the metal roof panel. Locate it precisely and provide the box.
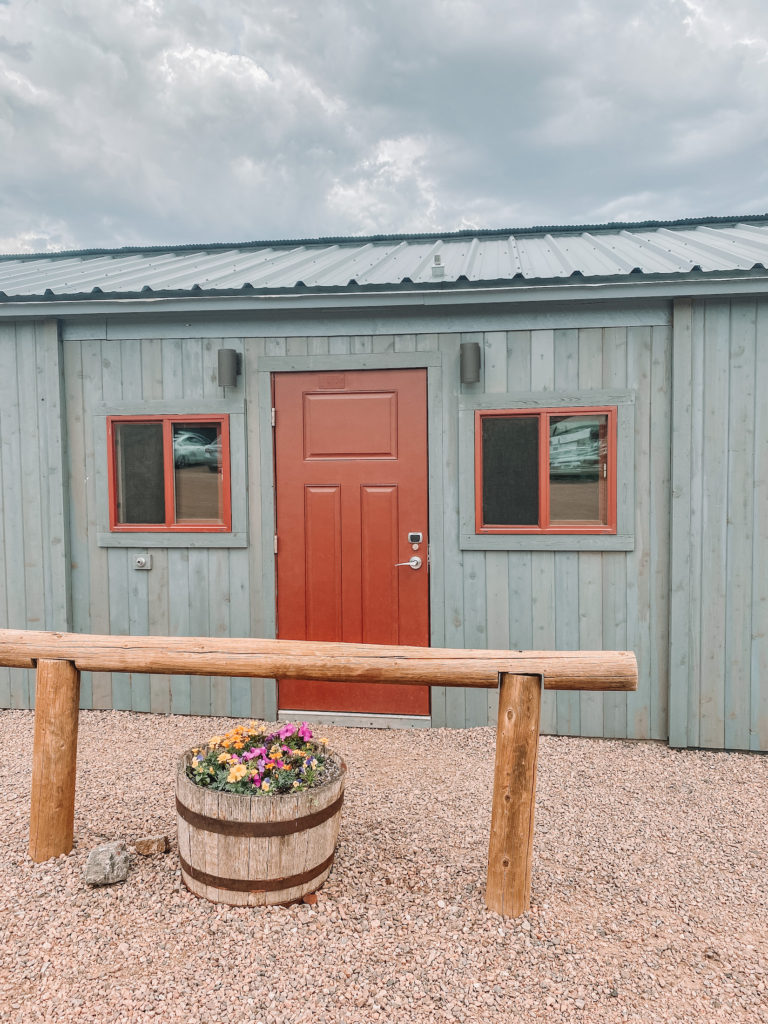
[3,216,768,300]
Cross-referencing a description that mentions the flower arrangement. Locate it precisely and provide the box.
[186,721,331,796]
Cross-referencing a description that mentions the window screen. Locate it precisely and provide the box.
[481,415,539,526]
[114,422,165,525]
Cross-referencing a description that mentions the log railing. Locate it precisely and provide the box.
[0,629,637,917]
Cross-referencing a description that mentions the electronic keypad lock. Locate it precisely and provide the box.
[408,532,423,544]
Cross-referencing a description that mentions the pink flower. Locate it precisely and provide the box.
[278,723,296,740]
[298,722,313,741]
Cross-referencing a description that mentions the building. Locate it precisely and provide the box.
[0,215,766,750]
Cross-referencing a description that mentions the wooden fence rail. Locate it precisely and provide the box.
[0,628,637,918]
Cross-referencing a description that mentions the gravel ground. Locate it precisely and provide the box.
[1,709,766,1024]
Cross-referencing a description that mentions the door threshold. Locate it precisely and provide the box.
[278,710,431,730]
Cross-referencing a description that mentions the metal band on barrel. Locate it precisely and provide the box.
[178,850,336,893]
[176,790,344,837]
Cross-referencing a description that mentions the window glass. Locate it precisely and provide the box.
[114,422,165,525]
[173,423,224,523]
[481,415,539,526]
[475,405,616,536]
[549,414,608,524]
[109,415,230,531]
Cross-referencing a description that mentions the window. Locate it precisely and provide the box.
[107,415,231,532]
[475,407,617,535]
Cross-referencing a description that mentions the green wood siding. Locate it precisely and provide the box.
[669,298,768,751]
[1,297,765,750]
[0,320,71,706]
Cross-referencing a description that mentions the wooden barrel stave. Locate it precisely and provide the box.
[176,751,345,906]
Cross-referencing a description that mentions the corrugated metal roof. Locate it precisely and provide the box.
[2,216,768,301]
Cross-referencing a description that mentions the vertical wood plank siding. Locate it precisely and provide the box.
[669,298,768,751]
[1,301,765,751]
[0,321,71,707]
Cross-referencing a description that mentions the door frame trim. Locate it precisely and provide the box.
[256,352,446,722]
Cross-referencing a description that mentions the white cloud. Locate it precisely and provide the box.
[326,136,441,233]
[0,0,767,252]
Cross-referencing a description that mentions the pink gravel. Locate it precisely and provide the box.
[0,709,766,1024]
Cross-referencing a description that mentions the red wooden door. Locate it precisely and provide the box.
[274,368,430,715]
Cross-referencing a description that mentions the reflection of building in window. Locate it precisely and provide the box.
[108,415,231,532]
[548,415,608,524]
[475,407,615,535]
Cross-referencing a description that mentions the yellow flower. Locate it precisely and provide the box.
[292,781,300,789]
[217,752,232,763]
[227,764,248,783]
[261,780,271,792]
[319,737,329,745]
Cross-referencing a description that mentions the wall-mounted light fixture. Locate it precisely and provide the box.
[218,349,242,389]
[459,341,482,384]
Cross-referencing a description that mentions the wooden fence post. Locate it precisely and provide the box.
[29,659,81,862]
[486,672,542,917]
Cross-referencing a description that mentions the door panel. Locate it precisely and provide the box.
[274,369,429,715]
[361,485,398,645]
[304,486,342,641]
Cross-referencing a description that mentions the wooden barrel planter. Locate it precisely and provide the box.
[176,750,346,906]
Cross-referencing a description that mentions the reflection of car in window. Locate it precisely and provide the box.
[203,438,221,472]
[173,432,210,467]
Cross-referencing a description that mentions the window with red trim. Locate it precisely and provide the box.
[107,415,231,532]
[475,407,617,534]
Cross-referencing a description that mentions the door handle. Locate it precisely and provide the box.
[395,556,422,570]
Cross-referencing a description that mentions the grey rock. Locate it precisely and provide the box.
[84,841,130,886]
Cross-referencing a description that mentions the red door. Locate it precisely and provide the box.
[274,369,430,715]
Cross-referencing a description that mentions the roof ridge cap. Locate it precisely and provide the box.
[3,213,768,262]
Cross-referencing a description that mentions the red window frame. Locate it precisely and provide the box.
[475,406,617,535]
[107,414,232,532]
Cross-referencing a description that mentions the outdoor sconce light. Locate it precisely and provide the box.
[218,349,242,389]
[459,341,482,384]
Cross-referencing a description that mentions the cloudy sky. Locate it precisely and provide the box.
[1,0,767,253]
